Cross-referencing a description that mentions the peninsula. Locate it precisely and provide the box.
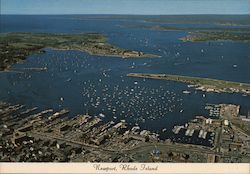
[0,33,159,71]
[127,73,250,95]
[142,25,250,42]
[180,31,250,42]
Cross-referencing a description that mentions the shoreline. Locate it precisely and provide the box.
[127,73,250,95]
[0,32,160,71]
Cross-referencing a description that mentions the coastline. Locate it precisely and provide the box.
[0,32,160,71]
[127,73,250,95]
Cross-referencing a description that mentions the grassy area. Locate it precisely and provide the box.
[0,32,107,45]
[127,73,250,95]
[0,32,157,71]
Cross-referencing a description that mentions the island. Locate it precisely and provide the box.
[0,32,159,71]
[127,73,250,95]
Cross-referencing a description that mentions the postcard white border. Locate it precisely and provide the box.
[0,163,250,174]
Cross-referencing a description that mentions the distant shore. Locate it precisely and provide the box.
[140,25,250,42]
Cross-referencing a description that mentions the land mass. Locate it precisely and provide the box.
[146,25,250,32]
[72,15,250,26]
[180,31,250,42]
[1,101,249,162]
[127,73,250,95]
[0,32,159,71]
[142,26,250,42]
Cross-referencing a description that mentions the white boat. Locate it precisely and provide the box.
[182,90,191,94]
[99,113,105,118]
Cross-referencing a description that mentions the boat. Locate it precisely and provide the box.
[99,113,105,118]
[65,78,71,82]
[182,90,191,94]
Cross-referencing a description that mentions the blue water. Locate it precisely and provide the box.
[0,15,250,141]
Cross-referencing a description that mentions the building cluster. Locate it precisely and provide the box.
[0,101,249,162]
[0,102,158,162]
[171,103,250,162]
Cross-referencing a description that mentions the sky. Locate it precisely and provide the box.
[1,0,250,15]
